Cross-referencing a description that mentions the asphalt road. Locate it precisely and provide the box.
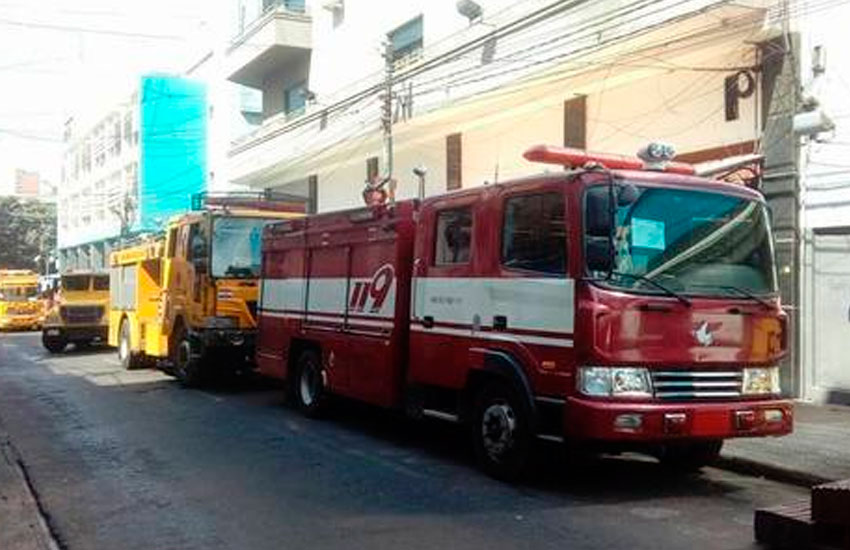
[0,331,804,550]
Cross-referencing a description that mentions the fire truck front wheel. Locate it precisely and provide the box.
[294,349,328,418]
[171,328,204,388]
[471,382,532,481]
[118,320,143,370]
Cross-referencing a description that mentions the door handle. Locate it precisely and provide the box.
[493,315,507,331]
[422,315,434,329]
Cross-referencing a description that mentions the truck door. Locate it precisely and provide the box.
[185,221,210,324]
[409,200,478,389]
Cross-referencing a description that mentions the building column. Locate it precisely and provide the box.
[760,35,801,396]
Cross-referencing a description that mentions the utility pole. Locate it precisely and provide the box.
[381,39,394,180]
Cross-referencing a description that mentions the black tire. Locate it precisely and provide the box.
[171,326,204,388]
[118,320,143,370]
[471,382,532,481]
[293,349,328,417]
[42,332,67,354]
[658,440,724,472]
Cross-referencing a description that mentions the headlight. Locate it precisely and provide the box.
[742,367,780,395]
[579,367,652,398]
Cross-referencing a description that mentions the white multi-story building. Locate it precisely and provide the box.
[225,0,785,210]
[59,75,209,271]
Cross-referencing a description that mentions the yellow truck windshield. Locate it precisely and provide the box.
[211,217,274,278]
[0,285,39,302]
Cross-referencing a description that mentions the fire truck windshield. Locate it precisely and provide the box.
[584,183,777,298]
[211,216,273,278]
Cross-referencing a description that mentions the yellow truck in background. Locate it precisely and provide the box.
[0,269,43,331]
[42,272,110,353]
[108,193,305,386]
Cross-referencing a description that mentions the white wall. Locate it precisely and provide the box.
[234,0,769,212]
[798,2,850,229]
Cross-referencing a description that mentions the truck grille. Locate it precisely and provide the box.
[651,370,742,400]
[60,305,103,325]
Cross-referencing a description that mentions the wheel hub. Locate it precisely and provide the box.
[119,334,128,360]
[481,403,516,459]
[299,364,320,406]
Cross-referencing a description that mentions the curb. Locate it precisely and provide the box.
[714,455,831,488]
[0,434,63,550]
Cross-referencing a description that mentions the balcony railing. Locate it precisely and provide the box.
[235,0,307,42]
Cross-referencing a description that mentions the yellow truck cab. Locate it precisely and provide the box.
[42,272,110,353]
[0,269,42,331]
[108,192,305,385]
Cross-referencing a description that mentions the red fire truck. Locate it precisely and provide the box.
[256,143,792,479]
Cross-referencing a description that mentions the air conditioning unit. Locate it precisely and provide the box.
[321,0,343,11]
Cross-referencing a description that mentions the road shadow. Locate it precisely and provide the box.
[278,396,742,504]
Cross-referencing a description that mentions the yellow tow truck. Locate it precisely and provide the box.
[42,271,110,353]
[108,193,305,385]
[0,269,43,331]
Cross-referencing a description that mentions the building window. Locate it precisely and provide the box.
[446,133,462,191]
[366,156,379,182]
[502,193,566,275]
[435,208,472,265]
[123,113,133,147]
[389,15,423,64]
[264,0,305,14]
[284,82,307,116]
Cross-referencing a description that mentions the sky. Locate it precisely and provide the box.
[0,0,219,192]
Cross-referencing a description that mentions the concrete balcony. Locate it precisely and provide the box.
[226,4,312,89]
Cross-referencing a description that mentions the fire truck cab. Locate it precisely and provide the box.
[257,144,792,479]
[109,193,305,385]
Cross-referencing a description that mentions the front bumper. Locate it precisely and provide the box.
[198,328,256,351]
[43,325,107,342]
[0,314,41,330]
[564,396,793,442]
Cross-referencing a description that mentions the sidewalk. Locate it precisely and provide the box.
[0,432,58,550]
[718,402,850,486]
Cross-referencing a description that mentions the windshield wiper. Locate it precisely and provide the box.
[691,284,774,309]
[608,271,692,307]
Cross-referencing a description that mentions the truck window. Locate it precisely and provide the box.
[93,275,110,291]
[434,208,472,265]
[62,275,90,292]
[187,223,208,262]
[502,192,566,275]
[166,228,178,258]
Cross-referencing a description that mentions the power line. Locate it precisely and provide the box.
[0,17,187,41]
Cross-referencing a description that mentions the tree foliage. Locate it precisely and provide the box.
[0,197,57,272]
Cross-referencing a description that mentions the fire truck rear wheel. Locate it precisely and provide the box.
[119,320,143,370]
[471,382,531,481]
[658,440,724,472]
[294,349,328,418]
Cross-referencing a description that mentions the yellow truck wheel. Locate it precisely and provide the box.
[118,320,143,370]
[42,332,67,354]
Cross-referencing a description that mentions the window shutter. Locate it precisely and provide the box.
[446,132,462,191]
[563,95,587,149]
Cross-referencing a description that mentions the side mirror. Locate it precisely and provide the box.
[586,238,613,273]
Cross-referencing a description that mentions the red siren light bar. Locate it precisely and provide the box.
[523,144,696,175]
